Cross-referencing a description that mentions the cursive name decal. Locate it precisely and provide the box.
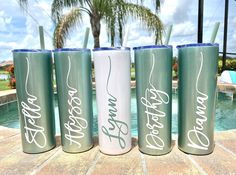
[21,57,47,148]
[187,52,210,150]
[101,56,129,149]
[64,56,88,147]
[140,54,169,150]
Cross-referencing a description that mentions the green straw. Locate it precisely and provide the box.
[83,27,90,48]
[210,22,220,43]
[164,25,173,45]
[122,25,130,47]
[39,26,45,50]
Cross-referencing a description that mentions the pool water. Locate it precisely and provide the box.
[0,90,235,136]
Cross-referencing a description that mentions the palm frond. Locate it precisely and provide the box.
[105,15,115,46]
[103,0,126,46]
[102,0,162,46]
[18,0,28,8]
[92,0,113,18]
[118,11,124,45]
[125,0,160,13]
[51,0,85,22]
[51,0,64,22]
[123,2,163,44]
[53,8,83,48]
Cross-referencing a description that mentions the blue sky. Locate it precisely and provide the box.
[0,0,236,61]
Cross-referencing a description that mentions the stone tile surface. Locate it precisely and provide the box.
[190,144,236,175]
[0,127,235,175]
[0,126,20,140]
[144,143,201,175]
[0,134,21,160]
[0,89,16,105]
[37,138,99,175]
[215,130,236,141]
[90,138,142,175]
[217,139,236,154]
[0,146,59,175]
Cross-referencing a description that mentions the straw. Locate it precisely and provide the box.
[164,25,173,45]
[210,22,220,43]
[39,26,45,50]
[83,27,90,48]
[122,25,130,47]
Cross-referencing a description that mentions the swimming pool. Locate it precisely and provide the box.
[0,90,235,136]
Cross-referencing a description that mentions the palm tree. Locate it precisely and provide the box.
[19,0,163,48]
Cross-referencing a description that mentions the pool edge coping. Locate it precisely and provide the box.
[0,80,236,105]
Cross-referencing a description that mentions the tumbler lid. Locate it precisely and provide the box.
[53,48,90,52]
[133,45,172,50]
[93,47,130,51]
[12,49,51,53]
[176,43,219,49]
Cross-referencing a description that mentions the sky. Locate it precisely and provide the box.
[0,0,236,62]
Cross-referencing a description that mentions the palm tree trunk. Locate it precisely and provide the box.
[90,14,101,48]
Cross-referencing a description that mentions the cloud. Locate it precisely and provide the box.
[160,0,197,25]
[172,21,196,37]
[0,41,19,49]
[228,31,236,53]
[0,0,236,62]
[158,0,198,50]
[233,17,236,25]
[172,0,192,23]
[0,0,56,61]
[0,10,12,32]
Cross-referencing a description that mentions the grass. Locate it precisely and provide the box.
[0,80,10,91]
[131,67,135,80]
[0,70,8,74]
[0,71,11,91]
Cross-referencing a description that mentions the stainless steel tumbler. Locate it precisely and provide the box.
[134,45,172,155]
[13,49,56,154]
[93,47,131,155]
[177,43,219,155]
[54,48,93,153]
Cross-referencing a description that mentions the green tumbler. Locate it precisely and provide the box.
[54,48,93,153]
[134,45,172,155]
[13,49,56,154]
[177,43,219,155]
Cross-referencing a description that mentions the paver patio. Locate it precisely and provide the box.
[0,126,236,175]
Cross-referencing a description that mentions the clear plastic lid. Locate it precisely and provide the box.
[93,47,130,51]
[133,45,172,50]
[177,43,219,49]
[12,49,51,53]
[53,48,90,52]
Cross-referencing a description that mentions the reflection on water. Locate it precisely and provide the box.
[0,90,235,136]
[215,92,236,131]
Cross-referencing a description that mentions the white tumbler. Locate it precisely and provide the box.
[93,47,131,155]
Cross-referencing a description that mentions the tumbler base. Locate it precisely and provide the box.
[62,144,94,154]
[178,146,215,156]
[139,148,172,156]
[22,144,56,154]
[99,147,132,156]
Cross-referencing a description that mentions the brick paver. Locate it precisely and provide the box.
[0,127,235,175]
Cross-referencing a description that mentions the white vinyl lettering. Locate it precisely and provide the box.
[141,54,169,150]
[64,56,88,147]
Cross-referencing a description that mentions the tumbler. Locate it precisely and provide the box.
[93,47,131,155]
[13,49,56,154]
[177,43,219,155]
[54,48,93,153]
[134,45,172,155]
